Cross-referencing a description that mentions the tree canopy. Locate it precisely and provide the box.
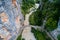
[31,27,51,40]
[21,0,35,16]
[29,0,59,31]
[57,34,60,40]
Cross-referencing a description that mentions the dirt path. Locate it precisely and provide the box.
[22,4,39,40]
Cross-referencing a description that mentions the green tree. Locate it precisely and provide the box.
[57,34,60,40]
[45,18,57,31]
[29,9,43,26]
[21,0,35,16]
[31,27,51,40]
[17,35,22,40]
[42,0,59,31]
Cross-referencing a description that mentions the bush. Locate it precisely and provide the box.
[21,0,35,16]
[17,35,22,40]
[31,27,51,40]
[45,17,57,31]
[29,9,43,26]
[57,34,60,40]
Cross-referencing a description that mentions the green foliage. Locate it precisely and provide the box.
[42,0,59,31]
[31,27,51,40]
[22,38,25,40]
[17,35,25,40]
[55,0,60,8]
[57,34,60,40]
[17,35,22,40]
[29,0,59,29]
[21,0,35,16]
[34,0,40,3]
[23,0,59,31]
[42,1,57,18]
[45,18,57,31]
[29,9,43,26]
[42,0,48,2]
[54,0,60,17]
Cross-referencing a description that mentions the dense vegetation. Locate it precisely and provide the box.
[45,0,60,31]
[29,0,60,31]
[45,18,57,31]
[17,0,60,40]
[17,34,25,40]
[17,34,22,40]
[43,0,59,31]
[21,0,35,16]
[31,27,51,40]
[57,34,60,40]
[29,9,43,26]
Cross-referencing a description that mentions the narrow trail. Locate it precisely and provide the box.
[24,4,39,26]
[22,4,39,40]
[24,8,36,26]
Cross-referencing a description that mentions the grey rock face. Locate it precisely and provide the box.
[0,0,23,40]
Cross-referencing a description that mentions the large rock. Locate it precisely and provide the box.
[0,0,23,40]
